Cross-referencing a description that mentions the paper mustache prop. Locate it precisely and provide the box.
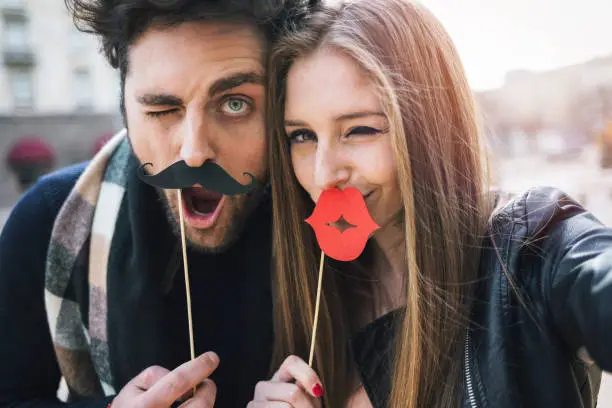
[137,160,257,195]
[304,187,380,366]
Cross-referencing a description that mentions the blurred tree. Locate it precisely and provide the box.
[520,116,543,153]
[593,86,612,168]
[598,121,612,169]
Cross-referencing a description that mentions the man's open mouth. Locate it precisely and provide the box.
[180,187,225,229]
[183,187,222,216]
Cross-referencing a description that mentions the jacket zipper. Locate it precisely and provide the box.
[464,329,479,408]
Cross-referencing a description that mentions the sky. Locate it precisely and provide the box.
[421,0,612,90]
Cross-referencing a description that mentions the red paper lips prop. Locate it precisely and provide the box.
[305,187,380,261]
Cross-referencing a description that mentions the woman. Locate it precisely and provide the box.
[248,0,612,407]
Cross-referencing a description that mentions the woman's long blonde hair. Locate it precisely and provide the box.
[267,0,492,406]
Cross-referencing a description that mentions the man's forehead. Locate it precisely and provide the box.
[125,20,265,90]
[128,21,264,68]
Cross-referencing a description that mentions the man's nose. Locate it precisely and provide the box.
[179,111,215,167]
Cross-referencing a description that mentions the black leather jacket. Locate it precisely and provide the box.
[351,187,611,407]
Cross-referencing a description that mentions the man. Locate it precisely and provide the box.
[0,0,315,407]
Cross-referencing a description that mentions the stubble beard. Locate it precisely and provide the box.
[157,187,266,254]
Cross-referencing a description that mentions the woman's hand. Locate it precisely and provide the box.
[247,355,324,408]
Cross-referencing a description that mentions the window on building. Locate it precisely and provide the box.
[4,20,28,51]
[1,0,25,8]
[9,68,34,109]
[73,68,93,110]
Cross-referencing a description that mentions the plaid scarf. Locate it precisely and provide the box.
[44,130,129,401]
[42,130,275,405]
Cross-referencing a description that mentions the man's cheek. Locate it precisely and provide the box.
[164,191,178,211]
[249,146,268,179]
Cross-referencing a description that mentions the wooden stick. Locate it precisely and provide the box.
[308,251,325,367]
[177,190,196,395]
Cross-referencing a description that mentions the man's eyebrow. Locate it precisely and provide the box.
[208,72,265,97]
[136,93,183,106]
[135,72,263,106]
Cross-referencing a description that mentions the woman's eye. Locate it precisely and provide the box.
[346,126,383,137]
[287,129,317,144]
[220,97,252,116]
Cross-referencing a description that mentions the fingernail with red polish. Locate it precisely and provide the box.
[313,383,324,398]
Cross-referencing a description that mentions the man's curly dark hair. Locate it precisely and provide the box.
[65,0,319,117]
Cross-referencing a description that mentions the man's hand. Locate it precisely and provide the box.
[110,351,219,408]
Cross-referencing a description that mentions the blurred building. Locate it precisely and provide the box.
[0,0,121,113]
[477,55,612,158]
[0,0,122,207]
